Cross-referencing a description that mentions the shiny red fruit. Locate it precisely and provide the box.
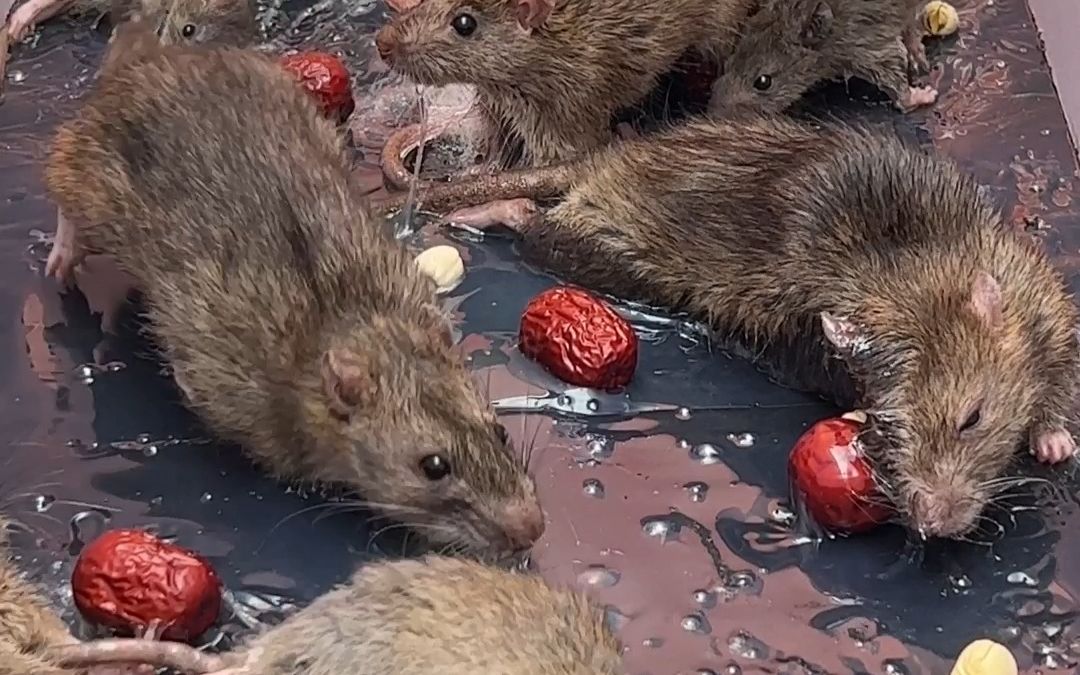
[519,286,638,390]
[788,417,892,534]
[279,51,355,124]
[71,529,222,641]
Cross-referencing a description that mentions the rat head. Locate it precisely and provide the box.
[708,0,834,116]
[156,0,256,47]
[375,0,554,86]
[319,316,544,558]
[821,272,1035,540]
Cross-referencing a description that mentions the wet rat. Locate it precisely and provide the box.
[42,42,544,557]
[708,0,937,116]
[381,115,1080,540]
[4,0,255,47]
[52,555,624,675]
[373,0,757,170]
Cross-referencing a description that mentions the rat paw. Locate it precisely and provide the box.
[1030,427,1077,465]
[445,198,539,232]
[6,1,46,42]
[44,243,80,286]
[897,85,938,112]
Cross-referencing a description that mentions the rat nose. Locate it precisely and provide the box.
[910,490,971,539]
[375,28,397,63]
[502,499,546,551]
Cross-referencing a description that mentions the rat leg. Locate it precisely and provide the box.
[1030,425,1077,464]
[45,207,86,286]
[851,43,937,113]
[6,0,76,41]
[445,198,540,231]
[902,25,929,76]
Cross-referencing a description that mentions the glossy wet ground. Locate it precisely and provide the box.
[2,1,1080,673]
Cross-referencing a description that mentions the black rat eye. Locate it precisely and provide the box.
[451,12,477,37]
[419,454,452,480]
[753,74,773,91]
[181,23,197,38]
[958,408,982,433]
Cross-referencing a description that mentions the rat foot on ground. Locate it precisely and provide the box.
[1030,427,1077,464]
[896,85,938,112]
[445,198,539,231]
[5,0,64,41]
[903,31,930,75]
[44,208,83,285]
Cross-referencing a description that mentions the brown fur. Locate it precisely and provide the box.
[0,518,71,675]
[43,46,543,557]
[374,0,756,168]
[708,0,931,115]
[418,116,1080,540]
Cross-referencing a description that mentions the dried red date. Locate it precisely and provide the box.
[279,51,355,124]
[788,417,892,533]
[519,286,638,390]
[71,529,222,641]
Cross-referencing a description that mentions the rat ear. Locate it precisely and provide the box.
[967,271,1004,330]
[515,0,554,31]
[820,312,866,353]
[321,348,377,417]
[799,0,834,48]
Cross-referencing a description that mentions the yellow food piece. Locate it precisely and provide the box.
[950,640,1017,675]
[415,245,465,294]
[924,0,959,37]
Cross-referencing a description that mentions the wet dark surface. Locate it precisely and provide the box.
[3,0,1080,673]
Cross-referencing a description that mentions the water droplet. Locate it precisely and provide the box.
[641,516,681,542]
[883,660,911,675]
[642,637,664,648]
[586,438,614,460]
[722,666,742,675]
[10,70,27,83]
[675,407,692,420]
[576,566,620,588]
[583,479,605,498]
[199,492,213,503]
[149,496,163,506]
[692,589,717,608]
[34,495,55,512]
[770,504,795,524]
[586,399,600,412]
[681,613,711,634]
[1006,571,1037,586]
[684,481,709,502]
[690,443,721,465]
[697,670,718,675]
[70,510,110,546]
[142,444,158,457]
[727,571,757,589]
[725,631,766,660]
[136,433,152,444]
[556,394,573,407]
[949,574,972,589]
[726,432,755,448]
[76,365,94,379]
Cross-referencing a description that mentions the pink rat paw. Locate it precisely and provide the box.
[44,240,81,286]
[6,3,42,42]
[445,198,539,232]
[1030,426,1077,465]
[897,85,938,112]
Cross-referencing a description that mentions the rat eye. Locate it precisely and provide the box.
[181,23,197,38]
[419,454,452,480]
[451,12,477,37]
[958,407,982,433]
[753,74,773,91]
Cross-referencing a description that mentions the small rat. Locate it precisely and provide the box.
[4,0,254,47]
[51,555,623,675]
[373,0,757,169]
[42,42,544,557]
[707,0,937,115]
[384,116,1080,540]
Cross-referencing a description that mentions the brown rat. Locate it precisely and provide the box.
[42,43,544,557]
[53,555,623,675]
[707,0,937,115]
[386,115,1080,540]
[4,0,254,48]
[373,0,756,170]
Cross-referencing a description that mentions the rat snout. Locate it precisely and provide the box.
[375,27,399,64]
[500,498,546,551]
[909,487,980,540]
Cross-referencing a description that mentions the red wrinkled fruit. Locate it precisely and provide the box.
[71,529,222,641]
[788,417,892,534]
[519,286,638,390]
[279,51,355,124]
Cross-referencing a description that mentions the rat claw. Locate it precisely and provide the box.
[1031,427,1076,465]
[444,198,539,232]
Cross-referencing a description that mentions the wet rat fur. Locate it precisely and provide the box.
[42,43,543,557]
[391,116,1080,540]
[50,556,622,675]
[374,0,756,169]
[708,0,936,115]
